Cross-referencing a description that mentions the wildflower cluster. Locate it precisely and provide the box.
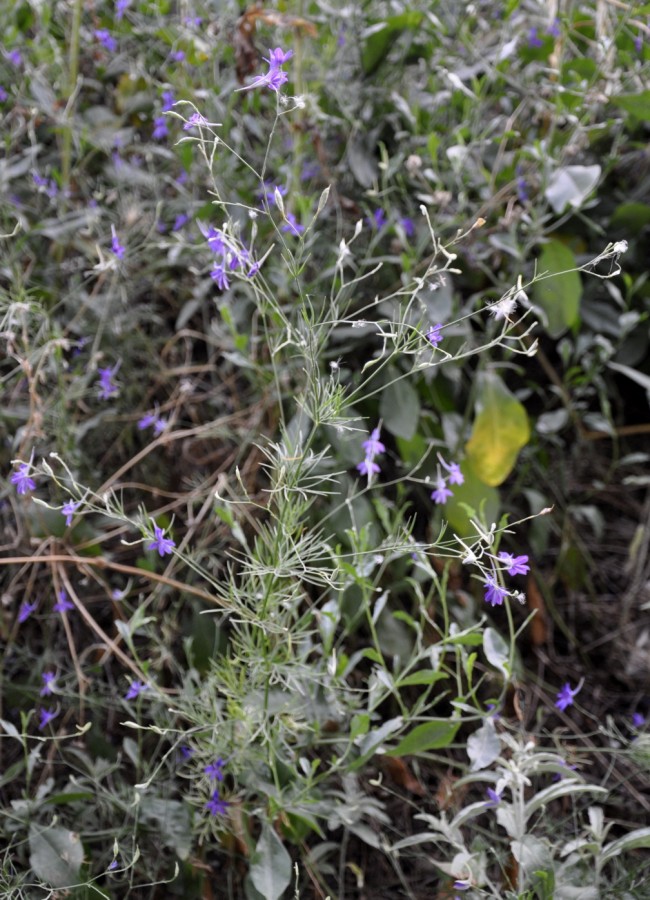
[430,454,464,504]
[200,223,259,290]
[356,426,385,480]
[239,47,293,93]
[483,551,530,607]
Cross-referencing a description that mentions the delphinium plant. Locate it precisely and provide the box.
[2,1,650,898]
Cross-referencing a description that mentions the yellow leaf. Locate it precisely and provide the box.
[465,373,530,486]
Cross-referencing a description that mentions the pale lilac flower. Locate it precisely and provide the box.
[95,29,117,53]
[431,475,452,505]
[634,34,643,54]
[362,427,385,458]
[18,600,37,623]
[152,116,168,140]
[204,758,225,781]
[0,86,7,102]
[33,172,58,198]
[97,365,120,400]
[267,47,293,67]
[7,49,22,67]
[484,575,508,607]
[11,463,36,495]
[108,860,118,871]
[439,455,464,485]
[147,521,175,557]
[183,112,208,130]
[125,680,149,700]
[528,27,543,48]
[426,324,443,347]
[161,90,175,111]
[171,50,186,62]
[204,788,229,815]
[38,708,58,730]
[111,225,125,259]
[498,552,530,576]
[239,47,293,92]
[62,499,80,527]
[138,413,166,434]
[516,168,529,204]
[184,16,202,27]
[210,265,230,290]
[357,457,380,477]
[53,590,74,613]
[555,682,582,711]
[40,672,57,696]
[485,787,501,807]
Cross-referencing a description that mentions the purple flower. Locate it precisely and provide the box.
[138,413,167,435]
[116,0,130,20]
[38,708,58,730]
[111,225,125,259]
[426,324,443,347]
[97,365,120,400]
[204,225,226,254]
[18,600,37,623]
[555,682,582,712]
[0,86,7,102]
[53,590,74,613]
[161,90,175,111]
[147,521,175,557]
[516,172,529,204]
[40,672,57,696]
[632,712,645,728]
[370,208,386,230]
[184,16,202,27]
[108,859,118,871]
[362,427,385,459]
[172,213,189,232]
[439,456,464,486]
[431,475,452,505]
[239,47,292,93]
[178,744,195,761]
[400,216,415,238]
[204,758,225,781]
[204,788,229,816]
[152,116,168,140]
[171,50,186,62]
[485,787,501,807]
[210,265,230,290]
[547,18,561,38]
[498,552,530,576]
[357,457,380,477]
[634,34,643,54]
[267,47,294,67]
[125,680,149,700]
[281,212,304,235]
[183,112,208,130]
[33,172,58,198]
[95,29,117,53]
[7,49,22,67]
[528,27,543,49]
[11,463,36,495]
[484,575,508,607]
[62,500,80,527]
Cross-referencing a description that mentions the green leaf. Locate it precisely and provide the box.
[249,824,292,900]
[610,90,650,121]
[29,824,84,888]
[532,240,582,337]
[387,719,460,757]
[610,202,650,233]
[361,12,424,76]
[483,627,510,678]
[380,372,420,439]
[396,670,448,687]
[465,373,530,486]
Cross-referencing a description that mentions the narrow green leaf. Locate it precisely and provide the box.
[387,719,460,757]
